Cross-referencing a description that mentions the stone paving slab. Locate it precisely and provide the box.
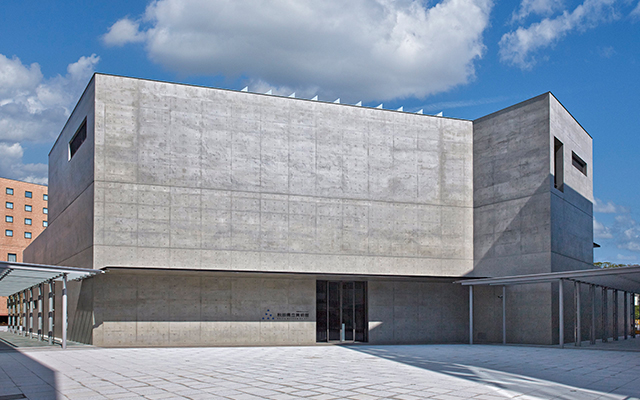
[0,342,639,399]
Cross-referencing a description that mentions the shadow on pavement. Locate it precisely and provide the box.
[348,343,640,399]
[0,332,58,400]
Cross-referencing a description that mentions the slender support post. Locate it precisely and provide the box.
[613,290,619,341]
[559,279,564,348]
[29,287,34,338]
[469,286,474,345]
[22,290,27,336]
[624,291,629,340]
[575,281,581,346]
[502,286,506,345]
[38,283,43,341]
[62,273,68,349]
[632,293,636,339]
[602,287,608,343]
[8,295,13,333]
[48,280,54,345]
[590,285,596,345]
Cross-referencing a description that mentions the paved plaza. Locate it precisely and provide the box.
[1,339,640,400]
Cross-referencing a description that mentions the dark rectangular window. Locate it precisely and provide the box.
[43,221,48,227]
[24,232,32,239]
[43,194,48,201]
[43,208,48,214]
[25,205,32,212]
[69,119,87,160]
[5,216,12,223]
[572,152,587,176]
[7,253,16,262]
[554,138,564,192]
[6,202,13,209]
[6,188,13,195]
[25,218,32,225]
[25,191,32,198]
[5,229,13,237]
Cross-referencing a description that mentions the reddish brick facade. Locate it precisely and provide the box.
[0,177,48,324]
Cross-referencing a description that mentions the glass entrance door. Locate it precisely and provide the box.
[316,281,367,342]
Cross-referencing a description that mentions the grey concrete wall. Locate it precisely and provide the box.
[472,93,552,277]
[90,270,316,347]
[91,74,473,276]
[24,79,95,268]
[549,95,593,271]
[368,278,468,344]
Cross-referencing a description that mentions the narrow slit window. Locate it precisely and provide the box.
[69,119,87,160]
[572,152,587,176]
[554,138,564,192]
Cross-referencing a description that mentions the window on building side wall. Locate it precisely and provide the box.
[43,194,48,201]
[43,221,48,227]
[7,253,16,262]
[572,152,587,176]
[25,205,32,212]
[69,119,87,160]
[5,230,13,237]
[6,188,13,195]
[24,232,32,239]
[6,202,13,209]
[25,218,32,225]
[43,208,48,214]
[5,216,12,223]
[25,191,32,198]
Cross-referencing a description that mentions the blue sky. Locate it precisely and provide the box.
[0,0,639,263]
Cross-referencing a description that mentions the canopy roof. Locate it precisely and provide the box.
[456,265,640,293]
[0,261,101,296]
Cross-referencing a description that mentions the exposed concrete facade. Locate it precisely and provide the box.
[24,74,594,346]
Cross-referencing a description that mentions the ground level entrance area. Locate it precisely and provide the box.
[316,280,367,343]
[2,343,639,399]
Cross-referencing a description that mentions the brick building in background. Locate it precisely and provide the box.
[0,177,48,325]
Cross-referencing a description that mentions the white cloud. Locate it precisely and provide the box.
[632,1,640,18]
[104,0,494,101]
[594,218,613,239]
[102,18,147,46]
[511,0,565,22]
[500,0,618,68]
[0,53,100,184]
[616,253,637,261]
[0,143,48,185]
[594,198,629,213]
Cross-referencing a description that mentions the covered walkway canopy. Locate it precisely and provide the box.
[457,265,640,347]
[0,261,101,349]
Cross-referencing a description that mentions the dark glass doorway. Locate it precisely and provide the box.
[316,281,367,342]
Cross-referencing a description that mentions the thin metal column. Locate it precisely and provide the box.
[559,279,564,348]
[613,290,618,341]
[7,295,12,333]
[624,291,628,340]
[38,283,43,341]
[602,287,608,343]
[469,286,474,345]
[502,286,506,345]
[575,281,581,346]
[590,284,596,345]
[29,287,34,338]
[632,293,636,339]
[62,273,68,349]
[22,289,27,336]
[48,280,54,345]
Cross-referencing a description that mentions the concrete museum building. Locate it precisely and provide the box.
[23,74,593,347]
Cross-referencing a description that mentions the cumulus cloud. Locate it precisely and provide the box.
[103,0,494,101]
[511,0,565,22]
[500,0,618,68]
[594,198,629,213]
[594,218,613,239]
[0,53,99,183]
[102,18,146,46]
[632,1,640,18]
